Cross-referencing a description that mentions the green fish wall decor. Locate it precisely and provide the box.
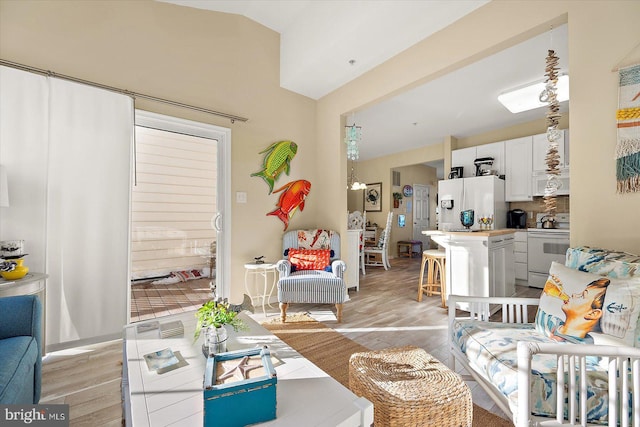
[251,140,298,194]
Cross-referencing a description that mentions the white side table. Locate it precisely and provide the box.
[244,262,277,316]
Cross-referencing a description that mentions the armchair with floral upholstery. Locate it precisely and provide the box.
[276,229,347,322]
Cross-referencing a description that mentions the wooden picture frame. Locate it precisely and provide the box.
[364,183,382,212]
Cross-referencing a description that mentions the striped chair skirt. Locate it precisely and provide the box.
[277,271,347,304]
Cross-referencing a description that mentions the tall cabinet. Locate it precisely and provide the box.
[505,136,533,201]
[345,229,362,291]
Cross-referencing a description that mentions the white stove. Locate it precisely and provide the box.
[527,213,570,288]
[529,212,570,231]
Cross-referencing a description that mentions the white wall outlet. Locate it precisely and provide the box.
[236,191,247,203]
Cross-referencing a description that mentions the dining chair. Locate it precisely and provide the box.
[348,210,367,275]
[364,212,393,270]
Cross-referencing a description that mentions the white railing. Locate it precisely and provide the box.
[517,341,640,427]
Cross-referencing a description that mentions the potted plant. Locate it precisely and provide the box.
[194,299,247,355]
[392,192,403,208]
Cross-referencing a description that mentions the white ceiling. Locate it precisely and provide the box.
[158,1,569,171]
[159,0,489,99]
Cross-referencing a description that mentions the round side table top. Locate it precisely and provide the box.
[244,262,276,270]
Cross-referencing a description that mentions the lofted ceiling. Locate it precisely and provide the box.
[158,1,568,170]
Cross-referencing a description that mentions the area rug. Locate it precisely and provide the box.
[262,313,514,427]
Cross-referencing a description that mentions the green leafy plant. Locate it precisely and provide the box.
[393,192,403,200]
[194,300,246,341]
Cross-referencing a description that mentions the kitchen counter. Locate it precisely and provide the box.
[424,228,515,238]
[422,229,516,308]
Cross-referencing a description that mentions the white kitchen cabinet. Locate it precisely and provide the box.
[345,229,361,291]
[532,171,570,196]
[452,141,505,178]
[514,231,528,284]
[532,130,567,173]
[451,146,477,178]
[531,129,570,196]
[488,234,516,298]
[476,140,505,176]
[504,136,533,201]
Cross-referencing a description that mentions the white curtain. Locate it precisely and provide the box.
[46,78,133,346]
[0,66,49,272]
[0,66,133,349]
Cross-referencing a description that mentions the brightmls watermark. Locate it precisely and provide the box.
[1,405,69,426]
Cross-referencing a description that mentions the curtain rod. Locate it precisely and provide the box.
[0,59,249,123]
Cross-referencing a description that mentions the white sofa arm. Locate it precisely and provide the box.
[448,295,541,324]
[516,341,640,427]
[276,259,291,278]
[332,260,346,279]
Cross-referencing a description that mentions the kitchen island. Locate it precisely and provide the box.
[424,229,516,309]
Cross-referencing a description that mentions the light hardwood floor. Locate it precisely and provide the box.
[41,255,540,425]
[253,255,539,421]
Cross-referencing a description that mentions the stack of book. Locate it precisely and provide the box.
[159,320,184,338]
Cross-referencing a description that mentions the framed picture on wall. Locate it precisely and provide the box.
[364,182,382,212]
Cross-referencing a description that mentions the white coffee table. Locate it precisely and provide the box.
[122,311,373,427]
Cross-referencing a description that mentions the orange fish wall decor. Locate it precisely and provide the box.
[267,180,311,230]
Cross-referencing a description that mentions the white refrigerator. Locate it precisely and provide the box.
[438,175,508,231]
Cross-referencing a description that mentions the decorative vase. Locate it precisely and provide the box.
[393,199,399,208]
[202,325,228,357]
[1,258,29,280]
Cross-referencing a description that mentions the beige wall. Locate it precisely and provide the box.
[321,1,640,256]
[455,116,569,150]
[567,2,640,253]
[0,0,319,300]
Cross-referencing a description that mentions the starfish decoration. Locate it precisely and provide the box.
[216,356,264,383]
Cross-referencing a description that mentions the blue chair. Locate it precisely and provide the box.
[0,295,42,404]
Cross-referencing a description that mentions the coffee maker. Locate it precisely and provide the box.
[507,209,527,228]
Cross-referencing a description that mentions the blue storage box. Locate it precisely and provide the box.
[203,346,277,427]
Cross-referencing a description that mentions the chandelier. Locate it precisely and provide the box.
[344,119,362,161]
[348,160,366,190]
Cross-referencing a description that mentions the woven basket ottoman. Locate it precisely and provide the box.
[349,346,472,426]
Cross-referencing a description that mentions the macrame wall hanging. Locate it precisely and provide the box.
[540,49,562,218]
[616,63,640,193]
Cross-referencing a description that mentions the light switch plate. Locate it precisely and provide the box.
[236,192,247,203]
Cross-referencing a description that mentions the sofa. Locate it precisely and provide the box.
[276,229,347,322]
[0,295,42,404]
[448,246,640,427]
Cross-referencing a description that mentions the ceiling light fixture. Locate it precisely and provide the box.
[498,74,569,113]
[348,160,367,191]
[344,113,362,161]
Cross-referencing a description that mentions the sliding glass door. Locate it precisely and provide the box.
[132,111,231,317]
